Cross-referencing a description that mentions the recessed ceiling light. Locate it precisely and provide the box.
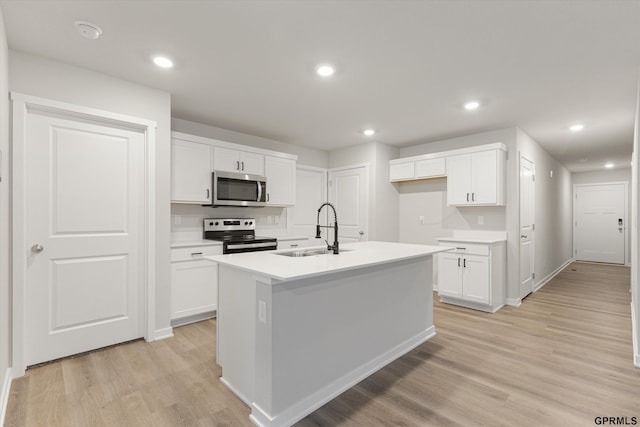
[153,56,174,69]
[363,129,375,137]
[569,124,584,132]
[316,64,335,77]
[604,163,614,168]
[464,101,480,110]
[74,21,102,40]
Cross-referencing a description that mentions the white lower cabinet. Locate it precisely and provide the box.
[170,244,222,325]
[437,239,506,312]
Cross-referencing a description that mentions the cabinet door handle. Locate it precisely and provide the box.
[267,193,270,202]
[241,161,245,171]
[463,258,466,268]
[466,193,470,202]
[458,257,460,267]
[472,193,475,202]
[290,244,299,248]
[206,189,210,199]
[455,247,466,250]
[191,252,203,256]
[236,160,240,170]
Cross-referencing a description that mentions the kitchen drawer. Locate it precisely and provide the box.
[439,242,489,256]
[171,245,222,262]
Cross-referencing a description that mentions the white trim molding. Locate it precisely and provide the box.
[0,367,12,426]
[10,93,158,374]
[632,302,640,368]
[505,298,522,307]
[534,258,574,292]
[149,327,174,342]
[249,327,436,427]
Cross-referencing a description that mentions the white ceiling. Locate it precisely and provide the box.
[1,1,639,172]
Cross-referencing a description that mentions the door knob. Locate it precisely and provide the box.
[521,235,527,239]
[31,244,44,253]
[359,231,364,235]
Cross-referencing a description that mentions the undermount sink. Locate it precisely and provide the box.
[275,248,352,257]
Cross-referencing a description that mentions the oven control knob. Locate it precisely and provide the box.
[249,221,253,225]
[209,221,214,226]
[215,221,219,226]
[244,221,248,225]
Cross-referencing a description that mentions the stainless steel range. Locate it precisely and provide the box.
[203,218,278,254]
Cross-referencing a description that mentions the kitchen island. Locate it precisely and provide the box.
[206,241,449,427]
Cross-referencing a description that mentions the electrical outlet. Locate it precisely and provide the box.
[174,215,181,225]
[267,216,273,225]
[478,215,484,225]
[258,300,267,324]
[274,215,280,225]
[419,216,425,224]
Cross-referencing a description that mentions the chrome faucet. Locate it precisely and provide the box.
[315,202,339,254]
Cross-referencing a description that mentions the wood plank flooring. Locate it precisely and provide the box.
[5,262,639,426]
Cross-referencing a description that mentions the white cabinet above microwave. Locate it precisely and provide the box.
[213,146,265,176]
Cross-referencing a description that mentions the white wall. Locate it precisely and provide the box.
[632,71,640,367]
[573,168,632,265]
[328,142,400,242]
[0,6,11,415]
[517,128,573,289]
[8,51,173,337]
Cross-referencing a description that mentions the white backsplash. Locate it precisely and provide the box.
[171,204,289,243]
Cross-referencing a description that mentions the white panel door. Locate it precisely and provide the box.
[471,151,498,204]
[574,183,626,264]
[289,166,327,239]
[446,154,472,205]
[437,253,463,299]
[24,111,145,366]
[265,156,296,205]
[170,139,212,203]
[462,255,490,304]
[519,157,535,299]
[328,165,368,242]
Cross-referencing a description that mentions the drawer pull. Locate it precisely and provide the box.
[290,244,299,247]
[455,247,466,250]
[191,252,203,256]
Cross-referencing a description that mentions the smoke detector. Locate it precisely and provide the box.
[75,21,102,40]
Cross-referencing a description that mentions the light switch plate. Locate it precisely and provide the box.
[258,300,267,324]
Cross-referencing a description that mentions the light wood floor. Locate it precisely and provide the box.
[5,262,639,426]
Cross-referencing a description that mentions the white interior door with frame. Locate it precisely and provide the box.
[519,156,535,299]
[574,182,627,264]
[14,94,153,368]
[328,164,369,243]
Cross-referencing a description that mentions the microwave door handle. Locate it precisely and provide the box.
[257,181,262,202]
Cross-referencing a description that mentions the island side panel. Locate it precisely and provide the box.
[254,255,435,425]
[217,264,256,405]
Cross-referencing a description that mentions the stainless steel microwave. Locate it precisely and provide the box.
[211,171,267,207]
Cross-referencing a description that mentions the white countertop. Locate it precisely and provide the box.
[437,237,507,244]
[206,241,450,281]
[170,240,223,248]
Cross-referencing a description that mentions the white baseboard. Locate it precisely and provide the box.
[0,367,13,426]
[534,258,574,292]
[505,298,521,307]
[632,301,640,368]
[249,326,437,427]
[146,327,174,342]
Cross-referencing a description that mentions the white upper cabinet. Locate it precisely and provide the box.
[389,157,445,182]
[213,146,265,176]
[171,138,212,204]
[446,149,505,206]
[389,143,506,207]
[265,156,296,206]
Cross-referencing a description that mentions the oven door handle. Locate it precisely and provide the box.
[257,181,263,202]
[226,242,276,250]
